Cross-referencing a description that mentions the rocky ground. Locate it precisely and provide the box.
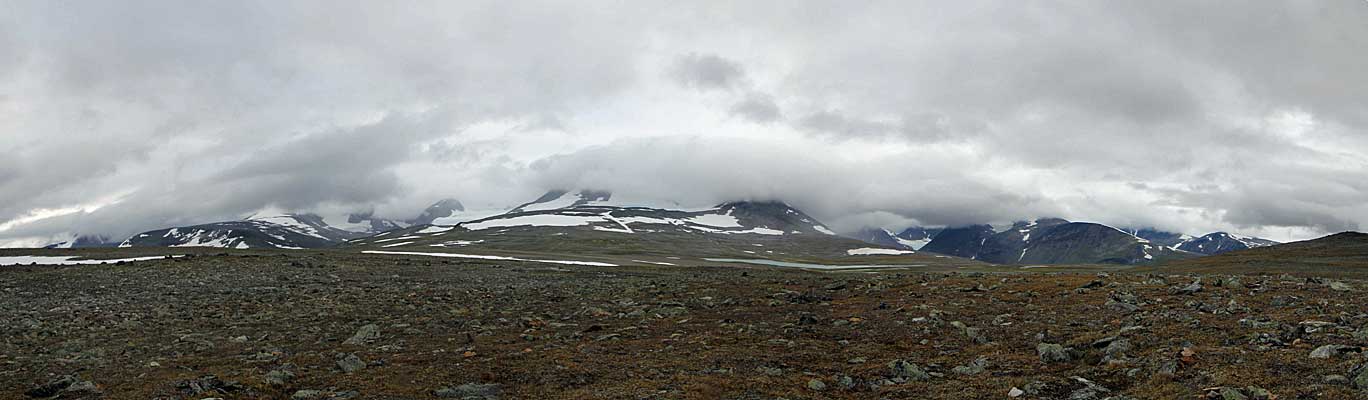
[3,251,1368,399]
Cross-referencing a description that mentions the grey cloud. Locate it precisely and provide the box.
[728,93,782,123]
[3,1,1368,245]
[527,136,1058,229]
[669,53,746,91]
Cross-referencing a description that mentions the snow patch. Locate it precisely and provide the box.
[847,248,916,256]
[417,226,453,234]
[362,250,617,267]
[462,214,598,230]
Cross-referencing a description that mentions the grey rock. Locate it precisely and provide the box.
[265,370,295,386]
[1325,374,1349,384]
[1105,299,1139,313]
[1244,386,1272,400]
[952,357,988,375]
[343,323,381,345]
[1219,387,1248,400]
[1309,344,1360,359]
[64,380,99,393]
[806,379,827,391]
[336,353,366,373]
[1355,367,1368,390]
[1067,376,1110,400]
[1173,280,1203,295]
[433,383,501,399]
[292,390,324,400]
[888,359,930,381]
[25,375,77,398]
[1038,343,1070,363]
[1329,281,1353,292]
[837,375,855,389]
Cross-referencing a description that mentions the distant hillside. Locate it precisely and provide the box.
[1174,232,1279,255]
[344,190,988,268]
[921,218,1194,265]
[1152,232,1368,275]
[120,214,364,249]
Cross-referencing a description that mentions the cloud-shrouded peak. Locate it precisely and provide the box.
[2,1,1367,246]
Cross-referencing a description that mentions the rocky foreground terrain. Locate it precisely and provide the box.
[4,251,1368,399]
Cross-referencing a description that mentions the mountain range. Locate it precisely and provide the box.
[62,189,1287,266]
[843,220,1280,265]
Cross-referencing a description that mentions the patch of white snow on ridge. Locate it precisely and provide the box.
[725,227,785,235]
[375,235,421,243]
[685,213,743,228]
[462,214,599,230]
[381,241,415,248]
[431,208,508,225]
[632,260,677,266]
[596,212,635,233]
[362,250,618,267]
[847,248,916,256]
[417,226,453,234]
[518,192,581,212]
[814,225,837,235]
[895,237,932,250]
[250,215,329,240]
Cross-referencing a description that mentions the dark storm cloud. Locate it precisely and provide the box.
[2,0,1367,245]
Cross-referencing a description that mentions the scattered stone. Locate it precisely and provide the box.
[433,383,501,399]
[836,375,855,389]
[176,375,241,395]
[888,359,930,381]
[806,378,827,391]
[1329,281,1353,292]
[343,324,381,345]
[1037,343,1070,363]
[1354,367,1368,390]
[25,375,79,398]
[1009,387,1025,397]
[1173,280,1203,295]
[951,357,987,375]
[1067,376,1109,399]
[265,369,295,386]
[337,353,366,373]
[1309,344,1360,359]
[1105,299,1140,313]
[1219,387,1248,400]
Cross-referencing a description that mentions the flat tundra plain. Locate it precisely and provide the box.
[3,251,1367,399]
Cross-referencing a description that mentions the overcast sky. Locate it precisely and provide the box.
[2,1,1366,246]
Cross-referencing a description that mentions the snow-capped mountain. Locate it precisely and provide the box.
[1175,232,1279,255]
[321,212,406,234]
[507,190,614,214]
[1128,228,1194,247]
[358,190,839,242]
[920,218,1193,264]
[347,190,873,260]
[407,198,465,225]
[42,235,118,249]
[120,214,366,249]
[118,199,465,249]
